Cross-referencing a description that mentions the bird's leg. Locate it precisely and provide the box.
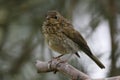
[56,54,64,58]
[51,54,73,74]
[53,54,64,59]
[57,53,74,63]
[50,54,64,74]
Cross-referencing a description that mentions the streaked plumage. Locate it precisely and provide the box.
[42,11,105,69]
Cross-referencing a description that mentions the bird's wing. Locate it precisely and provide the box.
[62,24,92,55]
[61,24,105,69]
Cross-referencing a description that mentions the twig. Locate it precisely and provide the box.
[35,58,120,80]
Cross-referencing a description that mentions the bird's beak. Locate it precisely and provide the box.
[46,16,50,20]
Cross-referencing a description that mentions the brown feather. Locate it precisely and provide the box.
[43,11,105,69]
[62,24,105,68]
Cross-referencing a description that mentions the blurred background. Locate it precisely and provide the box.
[0,0,120,80]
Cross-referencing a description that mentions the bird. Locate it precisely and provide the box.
[42,10,105,69]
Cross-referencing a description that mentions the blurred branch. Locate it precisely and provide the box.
[106,0,120,76]
[0,24,9,54]
[36,59,120,80]
[9,27,39,74]
[92,0,120,76]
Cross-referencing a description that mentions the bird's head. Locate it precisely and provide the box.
[45,10,63,24]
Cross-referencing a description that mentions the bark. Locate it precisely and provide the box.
[35,59,120,80]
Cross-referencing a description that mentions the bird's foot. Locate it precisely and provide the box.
[53,59,67,74]
[49,56,67,74]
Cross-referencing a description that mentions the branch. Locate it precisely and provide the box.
[35,58,120,80]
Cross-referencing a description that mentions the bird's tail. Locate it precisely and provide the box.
[86,53,105,69]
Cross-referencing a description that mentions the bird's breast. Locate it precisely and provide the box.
[42,24,79,54]
[45,33,69,54]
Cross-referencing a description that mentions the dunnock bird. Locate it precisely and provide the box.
[42,11,105,69]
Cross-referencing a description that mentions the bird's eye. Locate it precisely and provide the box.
[54,16,58,19]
